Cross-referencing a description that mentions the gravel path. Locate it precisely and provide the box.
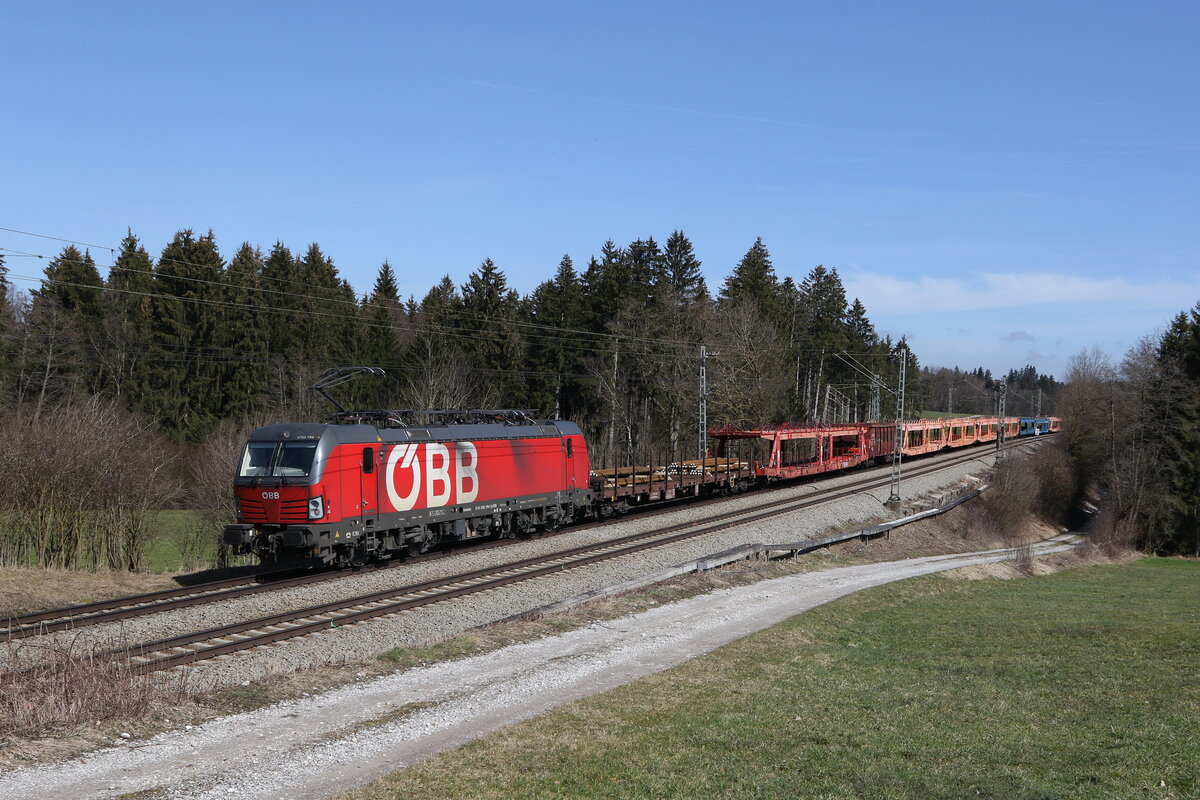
[2,449,997,684]
[0,535,1075,800]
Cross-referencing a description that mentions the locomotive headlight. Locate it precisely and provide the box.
[308,496,325,520]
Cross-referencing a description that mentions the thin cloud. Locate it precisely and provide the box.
[844,269,1200,314]
[470,80,543,93]
[1003,330,1034,342]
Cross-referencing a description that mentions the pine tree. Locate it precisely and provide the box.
[626,237,664,304]
[527,254,588,418]
[0,251,9,309]
[103,231,156,397]
[360,260,405,405]
[0,252,12,398]
[799,266,849,351]
[133,229,227,440]
[662,230,707,307]
[107,230,155,299]
[261,241,301,359]
[372,260,400,302]
[34,245,103,319]
[846,298,876,352]
[27,245,105,401]
[460,258,524,404]
[220,243,268,419]
[582,240,630,329]
[1156,304,1200,553]
[296,243,337,362]
[719,237,777,315]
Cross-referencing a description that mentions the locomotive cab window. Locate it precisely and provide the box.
[237,441,319,478]
[239,443,276,477]
[276,442,318,476]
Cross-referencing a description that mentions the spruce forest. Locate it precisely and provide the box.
[0,229,1195,568]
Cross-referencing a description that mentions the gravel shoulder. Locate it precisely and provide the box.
[0,534,1075,799]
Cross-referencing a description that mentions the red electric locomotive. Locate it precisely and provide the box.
[222,410,592,567]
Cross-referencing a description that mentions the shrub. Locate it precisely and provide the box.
[0,399,181,570]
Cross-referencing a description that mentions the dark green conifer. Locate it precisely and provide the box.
[220,243,268,419]
[372,260,400,302]
[460,258,524,404]
[528,254,588,417]
[102,231,156,397]
[0,253,11,397]
[626,237,664,304]
[582,241,630,329]
[29,245,105,396]
[663,230,708,307]
[846,298,876,351]
[719,237,777,314]
[134,229,227,440]
[34,245,103,319]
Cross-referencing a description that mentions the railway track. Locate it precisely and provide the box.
[111,441,1027,673]
[3,439,1030,646]
[0,534,539,640]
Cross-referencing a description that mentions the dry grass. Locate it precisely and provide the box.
[0,566,178,620]
[0,636,191,764]
[949,546,1142,581]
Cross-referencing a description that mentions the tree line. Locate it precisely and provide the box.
[1058,305,1200,555]
[0,230,914,465]
[920,364,1059,418]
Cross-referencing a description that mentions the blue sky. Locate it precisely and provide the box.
[2,1,1197,378]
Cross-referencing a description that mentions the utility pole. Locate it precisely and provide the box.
[948,385,955,415]
[608,337,618,467]
[995,382,1007,466]
[1035,386,1042,416]
[698,345,707,458]
[888,348,906,504]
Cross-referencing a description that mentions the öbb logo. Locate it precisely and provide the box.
[385,442,480,511]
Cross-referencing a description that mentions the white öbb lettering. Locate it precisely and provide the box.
[385,442,479,511]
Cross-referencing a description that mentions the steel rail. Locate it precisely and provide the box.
[1,571,296,638]
[0,530,526,639]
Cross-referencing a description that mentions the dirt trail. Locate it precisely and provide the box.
[0,538,1075,800]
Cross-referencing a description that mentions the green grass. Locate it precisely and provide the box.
[138,511,220,573]
[344,559,1199,800]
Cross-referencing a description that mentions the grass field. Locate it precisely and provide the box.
[139,510,228,573]
[344,559,1199,800]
